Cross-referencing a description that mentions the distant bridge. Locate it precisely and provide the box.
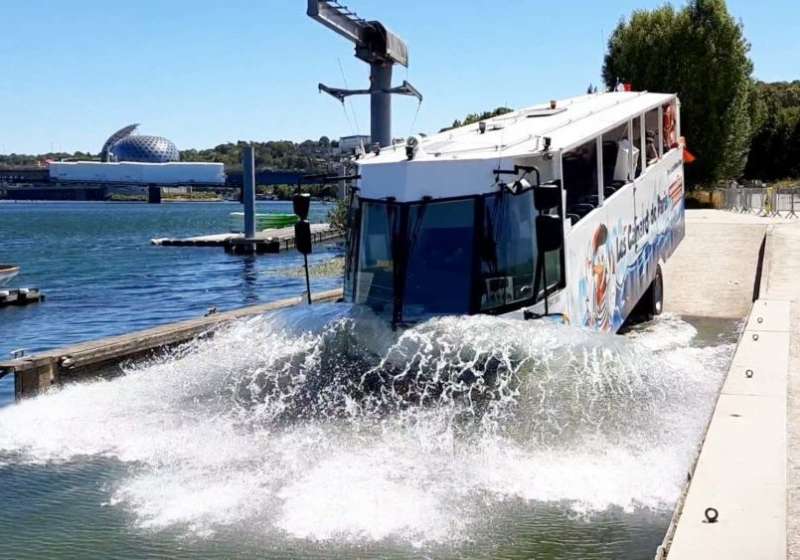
[0,167,334,203]
[224,170,325,188]
[0,167,50,183]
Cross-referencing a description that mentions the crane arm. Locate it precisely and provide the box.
[307,0,366,45]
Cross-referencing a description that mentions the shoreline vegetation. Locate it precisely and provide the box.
[108,193,224,202]
[603,0,799,189]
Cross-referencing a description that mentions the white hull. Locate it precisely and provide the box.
[0,266,19,287]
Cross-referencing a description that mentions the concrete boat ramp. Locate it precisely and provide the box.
[2,209,800,558]
[663,210,775,319]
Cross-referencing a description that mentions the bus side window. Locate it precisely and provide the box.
[601,123,631,197]
[562,139,598,223]
[663,102,677,149]
[632,115,644,178]
[644,108,660,166]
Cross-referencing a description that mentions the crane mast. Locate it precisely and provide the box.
[307,0,422,148]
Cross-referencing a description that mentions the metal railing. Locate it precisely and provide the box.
[713,186,800,218]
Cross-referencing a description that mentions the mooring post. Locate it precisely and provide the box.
[14,361,58,401]
[147,185,161,204]
[242,145,257,241]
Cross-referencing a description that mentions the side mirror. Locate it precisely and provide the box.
[536,215,563,252]
[294,221,312,255]
[293,193,311,220]
[533,181,562,212]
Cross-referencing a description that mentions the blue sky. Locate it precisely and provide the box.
[1,0,797,154]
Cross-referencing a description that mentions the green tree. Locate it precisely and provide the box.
[603,0,756,185]
[327,196,349,232]
[745,81,800,179]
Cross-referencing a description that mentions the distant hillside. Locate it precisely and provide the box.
[0,152,95,167]
[180,137,336,173]
[0,138,337,173]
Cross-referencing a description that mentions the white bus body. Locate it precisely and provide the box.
[560,146,684,331]
[345,92,685,332]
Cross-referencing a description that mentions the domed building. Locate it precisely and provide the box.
[110,135,180,163]
[99,124,180,163]
[47,123,224,187]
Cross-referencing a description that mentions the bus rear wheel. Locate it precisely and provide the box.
[630,264,664,323]
[650,265,664,316]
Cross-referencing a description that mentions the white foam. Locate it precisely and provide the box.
[623,313,699,351]
[0,307,732,544]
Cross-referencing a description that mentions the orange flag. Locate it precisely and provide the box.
[678,136,696,163]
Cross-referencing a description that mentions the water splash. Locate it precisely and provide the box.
[0,304,732,544]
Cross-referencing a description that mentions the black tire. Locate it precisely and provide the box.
[650,264,664,316]
[625,264,664,327]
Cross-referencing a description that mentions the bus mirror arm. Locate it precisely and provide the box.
[493,165,541,195]
[513,165,540,187]
[493,165,540,182]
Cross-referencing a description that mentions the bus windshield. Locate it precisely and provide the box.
[404,199,475,321]
[351,190,560,324]
[354,199,475,321]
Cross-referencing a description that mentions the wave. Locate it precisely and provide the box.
[0,304,732,544]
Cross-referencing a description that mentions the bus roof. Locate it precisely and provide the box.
[363,91,674,163]
[356,91,676,202]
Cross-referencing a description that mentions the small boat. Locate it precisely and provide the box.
[0,265,19,286]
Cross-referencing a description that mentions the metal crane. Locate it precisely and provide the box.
[307,0,422,148]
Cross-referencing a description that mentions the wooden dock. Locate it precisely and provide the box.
[151,223,343,254]
[0,288,343,400]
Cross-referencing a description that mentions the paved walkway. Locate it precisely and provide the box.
[763,223,800,559]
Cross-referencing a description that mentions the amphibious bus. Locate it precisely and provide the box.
[342,91,685,332]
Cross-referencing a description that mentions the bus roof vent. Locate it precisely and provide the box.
[525,107,568,118]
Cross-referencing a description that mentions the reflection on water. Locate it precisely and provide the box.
[240,256,259,305]
[0,307,736,559]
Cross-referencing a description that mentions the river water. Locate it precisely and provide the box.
[0,201,339,405]
[0,202,737,559]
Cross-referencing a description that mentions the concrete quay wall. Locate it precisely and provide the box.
[665,217,800,560]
